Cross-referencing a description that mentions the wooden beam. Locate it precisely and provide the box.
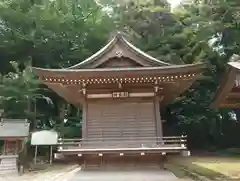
[219,103,240,108]
[46,83,84,106]
[46,83,75,104]
[227,91,240,98]
[87,92,155,99]
[62,84,85,104]
[211,67,238,108]
[161,79,196,105]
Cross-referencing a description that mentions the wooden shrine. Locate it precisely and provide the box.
[0,117,30,174]
[212,56,240,109]
[33,32,205,170]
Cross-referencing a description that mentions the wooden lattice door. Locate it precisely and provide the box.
[87,99,156,140]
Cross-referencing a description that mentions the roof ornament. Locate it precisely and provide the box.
[116,31,122,37]
[118,82,122,89]
[154,80,159,93]
[116,50,123,58]
[82,83,86,95]
[109,30,124,41]
[114,30,129,40]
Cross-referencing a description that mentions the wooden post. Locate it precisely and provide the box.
[82,100,87,139]
[154,96,163,145]
[3,140,6,155]
[15,140,18,154]
[100,155,103,169]
[154,96,162,137]
[49,146,53,164]
[59,102,67,137]
[6,140,9,154]
[34,145,38,164]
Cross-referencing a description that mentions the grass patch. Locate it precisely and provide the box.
[169,156,240,180]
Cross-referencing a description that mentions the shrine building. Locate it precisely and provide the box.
[33,32,205,169]
[212,57,240,109]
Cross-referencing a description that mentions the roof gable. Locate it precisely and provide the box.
[97,57,143,68]
[211,55,240,109]
[67,32,171,69]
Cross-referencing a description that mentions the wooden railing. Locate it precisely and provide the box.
[57,136,187,151]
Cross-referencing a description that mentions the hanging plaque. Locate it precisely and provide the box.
[112,92,129,98]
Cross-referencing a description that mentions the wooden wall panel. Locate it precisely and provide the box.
[86,99,157,141]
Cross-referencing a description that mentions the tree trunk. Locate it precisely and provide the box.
[28,99,37,131]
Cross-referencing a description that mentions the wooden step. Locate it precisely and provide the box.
[0,156,18,174]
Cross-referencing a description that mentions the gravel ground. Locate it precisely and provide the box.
[70,170,185,181]
[0,165,80,181]
[0,165,193,181]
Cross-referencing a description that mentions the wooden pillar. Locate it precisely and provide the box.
[15,140,18,154]
[49,146,53,164]
[82,99,87,139]
[154,96,163,138]
[3,139,6,155]
[34,145,38,164]
[59,102,66,137]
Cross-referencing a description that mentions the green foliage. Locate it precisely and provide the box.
[0,0,115,72]
[0,61,52,130]
[112,0,212,65]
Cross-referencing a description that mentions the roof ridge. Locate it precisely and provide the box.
[67,33,172,69]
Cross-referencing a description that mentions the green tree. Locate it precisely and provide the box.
[0,61,52,130]
[0,0,115,72]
